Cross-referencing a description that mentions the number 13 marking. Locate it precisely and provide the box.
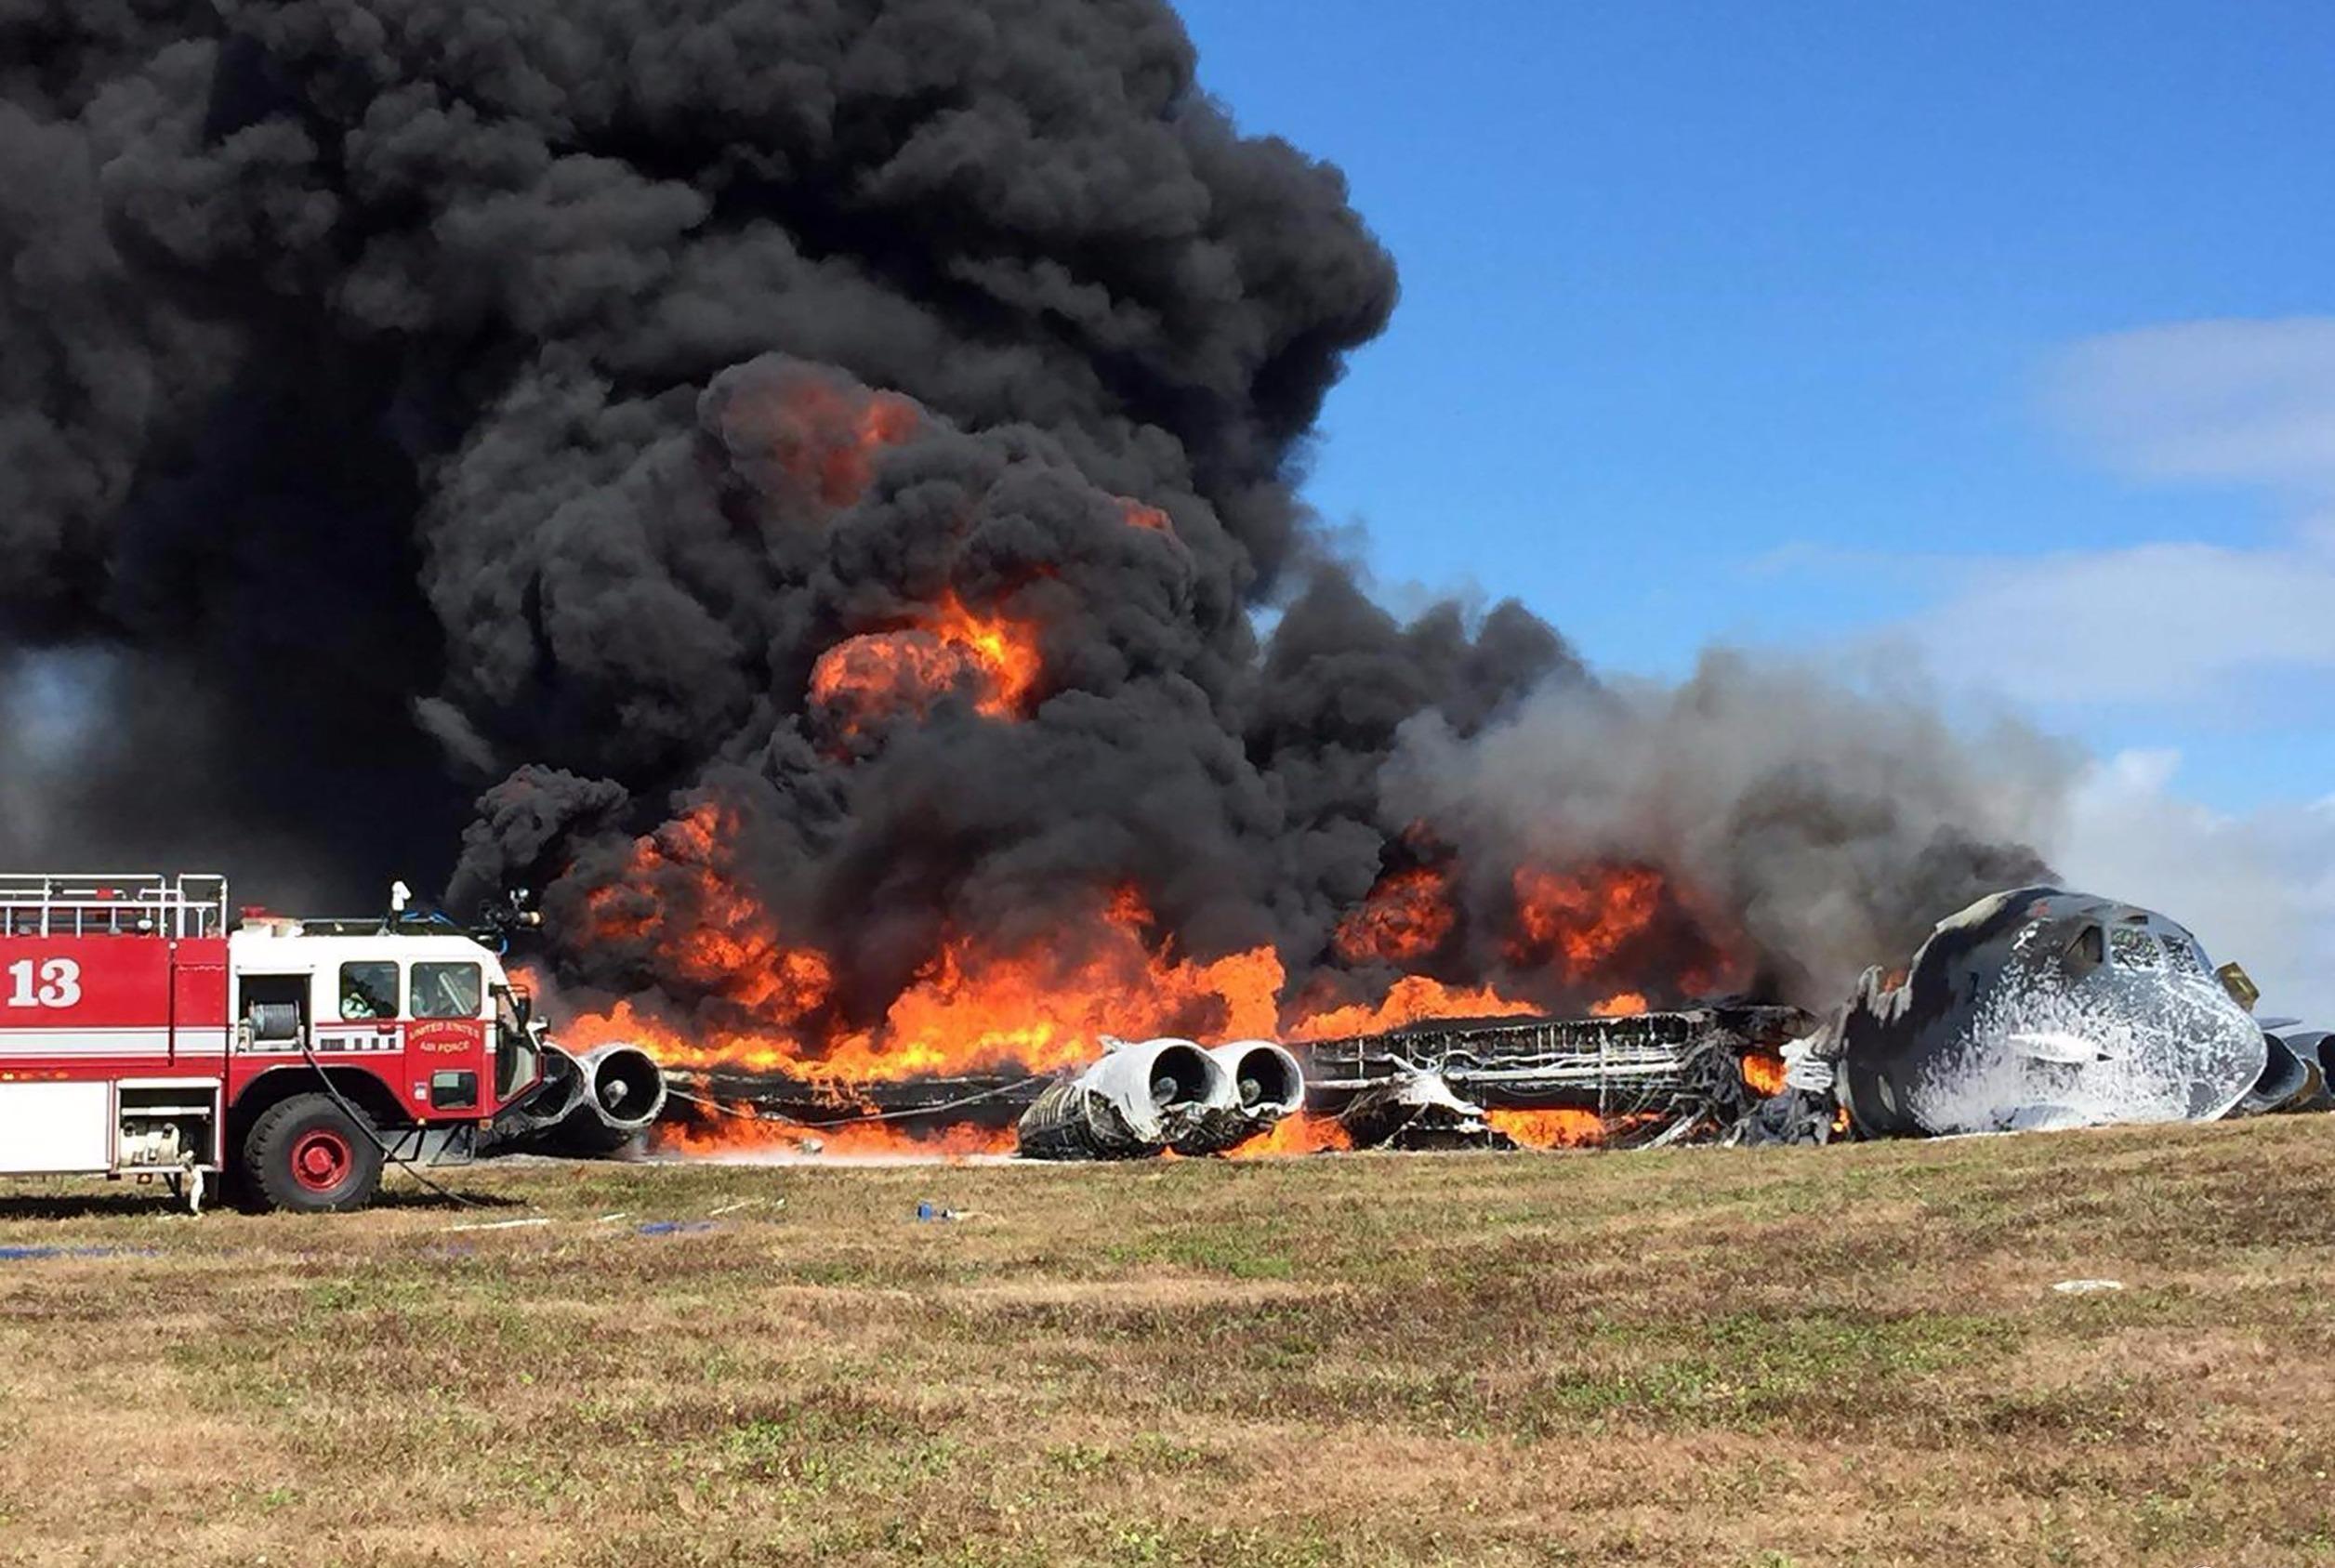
[6,958,83,1008]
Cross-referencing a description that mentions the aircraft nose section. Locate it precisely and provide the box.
[1913,969,2267,1134]
[2065,976,2267,1125]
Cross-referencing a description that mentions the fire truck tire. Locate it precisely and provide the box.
[240,1094,385,1213]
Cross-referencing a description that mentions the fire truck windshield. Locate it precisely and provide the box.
[412,961,482,1020]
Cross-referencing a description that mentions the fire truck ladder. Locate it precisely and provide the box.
[0,874,231,939]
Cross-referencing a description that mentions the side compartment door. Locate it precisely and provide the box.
[166,940,231,1167]
[169,940,231,1070]
[0,1081,112,1174]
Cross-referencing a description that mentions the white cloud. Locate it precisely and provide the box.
[2052,749,2335,1022]
[1905,529,2335,704]
[1890,318,2335,705]
[2045,318,2335,494]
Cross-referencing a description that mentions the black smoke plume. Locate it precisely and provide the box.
[0,0,2057,1049]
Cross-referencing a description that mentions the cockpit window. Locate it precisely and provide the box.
[2159,935,2203,974]
[2109,927,2160,970]
[2064,924,2105,973]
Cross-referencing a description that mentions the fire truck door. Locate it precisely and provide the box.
[405,960,488,1116]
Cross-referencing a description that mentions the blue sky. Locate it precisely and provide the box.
[1177,0,2335,820]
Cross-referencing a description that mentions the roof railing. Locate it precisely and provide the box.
[0,875,231,940]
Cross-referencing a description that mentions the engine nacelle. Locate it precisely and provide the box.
[1017,1036,1226,1160]
[2254,1027,2335,1113]
[492,1041,668,1157]
[1170,1040,1306,1154]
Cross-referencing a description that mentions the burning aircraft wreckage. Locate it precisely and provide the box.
[4,3,2322,1175]
[535,883,2324,1165]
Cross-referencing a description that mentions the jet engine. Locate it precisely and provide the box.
[494,1040,669,1156]
[1171,1040,1306,1154]
[1016,1037,1227,1160]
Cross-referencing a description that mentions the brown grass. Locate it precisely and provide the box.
[4,1118,2335,1565]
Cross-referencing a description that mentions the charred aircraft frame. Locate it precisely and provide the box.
[656,1003,1815,1153]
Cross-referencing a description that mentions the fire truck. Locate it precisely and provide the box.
[0,873,556,1212]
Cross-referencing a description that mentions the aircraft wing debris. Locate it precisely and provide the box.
[1337,1070,1514,1151]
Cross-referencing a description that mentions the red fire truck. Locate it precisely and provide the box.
[0,874,552,1212]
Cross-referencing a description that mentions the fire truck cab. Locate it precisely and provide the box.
[0,874,548,1212]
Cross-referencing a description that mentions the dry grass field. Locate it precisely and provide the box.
[3,1117,2333,1566]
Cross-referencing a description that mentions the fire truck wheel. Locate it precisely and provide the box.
[241,1094,385,1213]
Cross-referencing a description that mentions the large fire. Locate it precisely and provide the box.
[1225,1112,1353,1159]
[567,809,1745,1156]
[582,858,1284,1085]
[655,1113,1018,1161]
[1510,863,1663,979]
[547,378,1754,1160]
[1484,1107,1607,1150]
[1286,974,1540,1042]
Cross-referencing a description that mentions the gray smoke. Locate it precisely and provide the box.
[1381,652,2074,1003]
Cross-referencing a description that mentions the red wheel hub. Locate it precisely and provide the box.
[290,1128,352,1192]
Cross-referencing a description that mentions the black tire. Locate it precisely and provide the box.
[239,1093,385,1213]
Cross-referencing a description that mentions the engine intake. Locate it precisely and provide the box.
[1170,1040,1307,1154]
[492,1041,668,1156]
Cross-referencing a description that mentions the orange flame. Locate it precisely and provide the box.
[561,802,1766,1160]
[1334,864,1456,965]
[573,854,1285,1086]
[1119,498,1175,535]
[654,1112,1016,1160]
[1225,1112,1353,1159]
[1509,863,1665,980]
[584,803,838,1029]
[1484,1107,1609,1150]
[1286,974,1541,1042]
[1740,1051,1788,1096]
[809,593,1045,731]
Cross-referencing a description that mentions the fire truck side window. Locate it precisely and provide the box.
[412,961,482,1020]
[338,962,401,1021]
